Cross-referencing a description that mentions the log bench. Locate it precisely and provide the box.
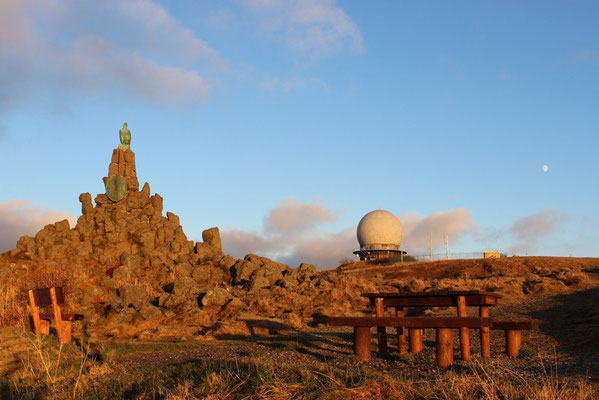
[491,320,539,357]
[363,290,502,361]
[28,287,84,343]
[328,316,492,367]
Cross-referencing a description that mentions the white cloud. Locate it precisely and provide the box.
[245,0,363,57]
[221,201,482,269]
[263,196,337,235]
[280,227,355,268]
[221,226,356,270]
[218,228,288,259]
[221,201,572,267]
[507,209,568,254]
[221,196,348,268]
[221,197,486,269]
[114,0,227,68]
[0,0,223,111]
[64,36,209,102]
[400,209,477,253]
[0,199,76,252]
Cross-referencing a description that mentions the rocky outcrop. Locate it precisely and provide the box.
[1,145,361,339]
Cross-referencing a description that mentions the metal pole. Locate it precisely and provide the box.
[429,234,433,261]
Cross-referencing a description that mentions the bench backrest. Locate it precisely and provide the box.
[29,287,65,306]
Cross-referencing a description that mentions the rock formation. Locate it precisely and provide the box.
[2,141,377,339]
[3,138,592,340]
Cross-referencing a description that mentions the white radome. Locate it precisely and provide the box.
[357,210,403,249]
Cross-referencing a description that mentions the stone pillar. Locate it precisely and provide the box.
[103,148,140,191]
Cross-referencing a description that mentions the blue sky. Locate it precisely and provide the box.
[1,0,597,268]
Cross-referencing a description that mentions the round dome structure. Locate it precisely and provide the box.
[354,210,405,261]
[357,210,403,249]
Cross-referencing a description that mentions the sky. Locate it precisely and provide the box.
[1,0,598,269]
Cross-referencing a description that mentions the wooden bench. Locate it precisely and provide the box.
[363,291,502,361]
[491,320,539,357]
[328,316,491,367]
[28,287,84,344]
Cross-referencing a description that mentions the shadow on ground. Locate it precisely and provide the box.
[529,286,599,376]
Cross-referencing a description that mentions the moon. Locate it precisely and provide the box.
[542,165,549,173]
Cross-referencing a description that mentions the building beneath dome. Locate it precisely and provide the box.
[353,209,407,261]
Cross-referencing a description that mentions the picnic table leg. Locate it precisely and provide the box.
[505,330,522,357]
[479,306,491,358]
[354,326,372,362]
[436,328,453,368]
[409,329,423,353]
[395,306,408,354]
[456,295,471,361]
[374,298,388,356]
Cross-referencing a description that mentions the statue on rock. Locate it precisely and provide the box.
[103,122,140,194]
[119,123,131,149]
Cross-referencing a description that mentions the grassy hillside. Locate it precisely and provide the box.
[1,256,598,399]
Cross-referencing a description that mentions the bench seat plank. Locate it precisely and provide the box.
[374,296,498,307]
[327,316,492,328]
[491,320,539,330]
[362,290,502,298]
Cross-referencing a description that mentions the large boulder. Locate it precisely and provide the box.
[201,287,234,307]
[202,227,222,252]
[232,258,261,285]
[195,242,222,262]
[119,284,150,310]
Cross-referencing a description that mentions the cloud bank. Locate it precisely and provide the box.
[221,199,481,269]
[400,209,478,253]
[245,0,363,58]
[221,199,571,268]
[221,196,353,269]
[0,195,570,264]
[0,199,76,252]
[263,196,338,235]
[507,209,569,254]
[0,0,224,112]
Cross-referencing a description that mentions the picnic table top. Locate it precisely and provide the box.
[362,290,503,299]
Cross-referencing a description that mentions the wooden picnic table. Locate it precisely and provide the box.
[361,290,503,360]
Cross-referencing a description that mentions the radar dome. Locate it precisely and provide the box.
[357,210,403,250]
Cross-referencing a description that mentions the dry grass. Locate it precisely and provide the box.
[1,327,597,400]
[0,282,23,328]
[0,261,75,328]
[1,256,598,398]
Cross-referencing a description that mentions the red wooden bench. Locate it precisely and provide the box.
[28,287,84,343]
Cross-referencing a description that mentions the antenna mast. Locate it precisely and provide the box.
[429,234,433,261]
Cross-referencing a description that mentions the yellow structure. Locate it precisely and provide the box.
[484,251,501,259]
